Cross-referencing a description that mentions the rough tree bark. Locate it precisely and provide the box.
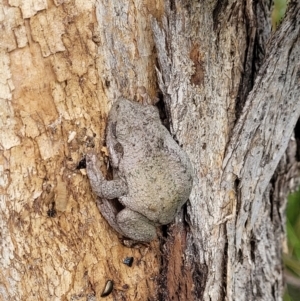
[0,1,299,301]
[152,1,300,300]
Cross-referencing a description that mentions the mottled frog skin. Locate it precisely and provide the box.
[86,98,193,242]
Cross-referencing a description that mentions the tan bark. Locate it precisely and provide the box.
[1,0,300,300]
[1,1,161,300]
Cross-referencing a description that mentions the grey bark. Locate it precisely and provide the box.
[152,1,300,300]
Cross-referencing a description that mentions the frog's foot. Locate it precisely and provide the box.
[117,208,157,242]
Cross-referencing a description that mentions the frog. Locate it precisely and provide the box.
[86,97,193,242]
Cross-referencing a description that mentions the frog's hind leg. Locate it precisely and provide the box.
[96,197,127,237]
[117,208,157,242]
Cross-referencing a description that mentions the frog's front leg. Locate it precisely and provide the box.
[86,152,128,236]
[86,152,127,199]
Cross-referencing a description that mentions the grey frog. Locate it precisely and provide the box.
[86,98,193,242]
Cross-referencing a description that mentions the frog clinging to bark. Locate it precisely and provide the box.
[86,98,193,242]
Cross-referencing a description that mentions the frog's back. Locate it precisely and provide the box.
[110,98,193,224]
[120,140,193,225]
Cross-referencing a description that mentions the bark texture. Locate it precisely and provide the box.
[153,0,300,300]
[0,1,160,300]
[0,0,300,300]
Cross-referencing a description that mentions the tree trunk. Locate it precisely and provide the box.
[1,0,300,300]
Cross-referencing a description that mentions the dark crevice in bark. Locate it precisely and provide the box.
[236,0,272,120]
[182,202,190,229]
[157,239,168,301]
[192,258,208,300]
[253,0,272,74]
[271,284,276,300]
[156,93,170,131]
[169,0,175,11]
[190,245,208,300]
[221,231,228,301]
[235,4,256,118]
[250,234,256,262]
[253,34,265,76]
[213,0,229,31]
[238,249,243,263]
[294,118,300,161]
[269,177,275,222]
[234,178,241,217]
[161,225,169,239]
